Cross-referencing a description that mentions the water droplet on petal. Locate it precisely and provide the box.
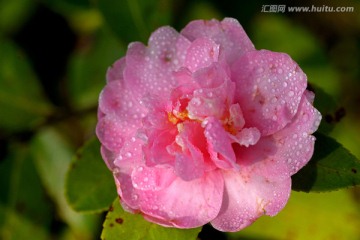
[192,97,201,106]
[133,194,138,200]
[288,91,294,97]
[125,152,132,157]
[277,68,283,74]
[256,67,264,73]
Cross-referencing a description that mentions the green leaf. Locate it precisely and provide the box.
[0,39,52,133]
[96,0,173,43]
[0,0,35,35]
[101,199,201,240]
[0,143,52,231]
[292,132,360,192]
[31,127,99,237]
[0,204,49,240]
[227,189,360,240]
[311,84,344,134]
[66,137,117,213]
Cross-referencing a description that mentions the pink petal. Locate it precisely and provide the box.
[96,114,125,152]
[171,67,199,100]
[139,170,224,228]
[123,27,191,100]
[131,166,176,191]
[174,122,206,181]
[184,38,219,72]
[232,50,307,136]
[187,64,235,120]
[174,152,204,181]
[235,137,290,181]
[181,18,255,64]
[231,127,261,147]
[273,90,322,175]
[97,80,147,151]
[144,128,177,167]
[211,171,291,232]
[98,80,147,118]
[100,145,116,170]
[106,57,126,82]
[203,117,238,170]
[236,91,321,181]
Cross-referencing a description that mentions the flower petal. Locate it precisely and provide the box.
[203,117,238,170]
[131,166,176,191]
[181,18,255,64]
[184,38,219,72]
[97,80,146,151]
[140,170,224,228]
[124,27,191,100]
[144,128,177,167]
[237,91,321,181]
[231,127,261,147]
[232,50,307,136]
[106,57,126,82]
[273,90,322,175]
[187,64,235,120]
[211,171,291,232]
[98,80,147,118]
[174,122,206,181]
[96,114,125,152]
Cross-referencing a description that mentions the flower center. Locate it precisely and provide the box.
[167,110,189,125]
[168,109,238,136]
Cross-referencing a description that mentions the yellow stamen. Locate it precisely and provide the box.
[167,112,179,124]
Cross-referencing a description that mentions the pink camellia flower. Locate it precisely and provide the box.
[96,18,321,232]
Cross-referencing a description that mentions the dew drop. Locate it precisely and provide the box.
[277,68,283,74]
[283,82,288,87]
[288,91,294,97]
[192,97,201,106]
[133,194,138,200]
[125,152,132,158]
[256,67,264,73]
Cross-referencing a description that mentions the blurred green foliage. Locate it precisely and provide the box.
[0,0,360,239]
